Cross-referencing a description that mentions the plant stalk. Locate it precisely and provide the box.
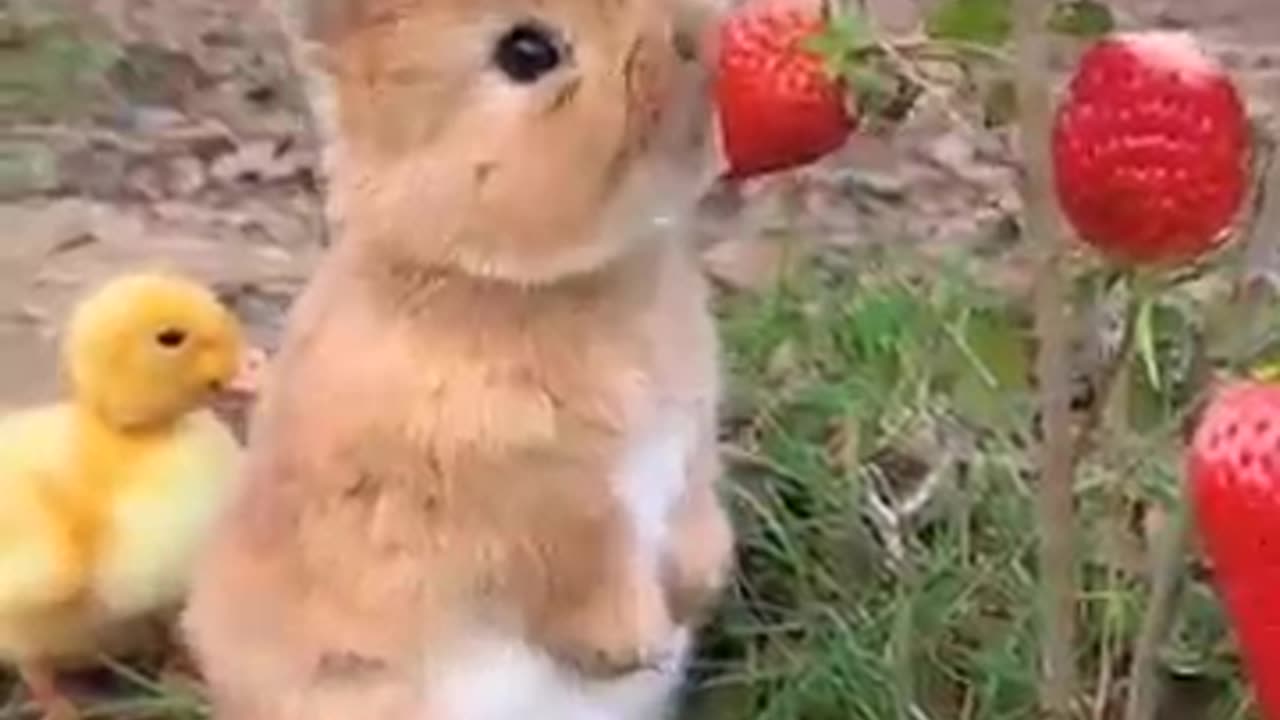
[1012,0,1078,715]
[1123,498,1192,720]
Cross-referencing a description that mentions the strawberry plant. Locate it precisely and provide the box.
[701,0,1280,719]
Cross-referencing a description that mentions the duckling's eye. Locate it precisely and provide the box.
[493,22,563,84]
[155,328,188,348]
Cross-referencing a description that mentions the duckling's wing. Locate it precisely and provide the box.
[0,407,89,611]
[93,409,242,616]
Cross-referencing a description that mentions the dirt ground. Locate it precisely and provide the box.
[0,0,1277,399]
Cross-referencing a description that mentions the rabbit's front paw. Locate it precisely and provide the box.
[574,627,677,678]
[543,577,677,678]
[663,480,735,626]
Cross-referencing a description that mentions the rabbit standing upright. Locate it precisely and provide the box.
[183,0,736,718]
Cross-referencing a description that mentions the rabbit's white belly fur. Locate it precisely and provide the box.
[426,408,697,719]
[614,406,696,563]
[428,628,691,720]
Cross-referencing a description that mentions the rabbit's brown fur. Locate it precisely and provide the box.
[183,1,734,718]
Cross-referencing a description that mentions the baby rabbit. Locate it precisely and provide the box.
[183,0,735,718]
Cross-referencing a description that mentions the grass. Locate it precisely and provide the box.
[0,3,119,199]
[0,2,118,122]
[684,240,1259,720]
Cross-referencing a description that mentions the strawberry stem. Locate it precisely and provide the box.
[1134,281,1163,393]
[1012,0,1079,713]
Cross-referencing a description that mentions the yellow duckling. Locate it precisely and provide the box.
[0,272,248,719]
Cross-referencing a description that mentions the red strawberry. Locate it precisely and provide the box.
[714,0,856,179]
[1190,381,1280,719]
[1052,31,1249,265]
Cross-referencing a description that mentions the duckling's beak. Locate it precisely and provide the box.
[214,346,268,401]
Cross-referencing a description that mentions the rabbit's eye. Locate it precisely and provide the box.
[494,22,563,84]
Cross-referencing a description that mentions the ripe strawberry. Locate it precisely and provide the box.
[1190,381,1280,719]
[714,0,856,179]
[1052,31,1249,265]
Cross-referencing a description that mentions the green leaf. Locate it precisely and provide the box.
[825,9,875,52]
[805,9,875,80]
[925,0,1012,47]
[1136,298,1162,392]
[804,27,848,66]
[1047,0,1115,39]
